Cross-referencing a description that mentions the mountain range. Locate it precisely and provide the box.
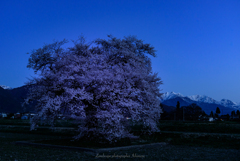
[161,92,240,115]
[0,85,35,113]
[0,85,239,115]
[0,85,12,90]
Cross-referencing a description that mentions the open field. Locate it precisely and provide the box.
[1,132,240,161]
[0,119,240,160]
[2,119,240,133]
[157,120,240,134]
[0,119,78,127]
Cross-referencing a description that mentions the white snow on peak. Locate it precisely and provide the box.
[220,99,237,106]
[187,95,217,104]
[161,92,184,100]
[162,91,240,108]
[0,85,12,90]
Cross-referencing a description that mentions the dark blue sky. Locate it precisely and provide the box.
[1,0,240,102]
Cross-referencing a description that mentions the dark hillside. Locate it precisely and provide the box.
[0,86,22,112]
[0,85,35,113]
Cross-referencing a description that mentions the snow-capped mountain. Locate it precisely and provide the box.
[161,92,240,114]
[187,95,218,104]
[162,92,239,107]
[0,85,12,90]
[162,92,184,100]
[220,99,239,107]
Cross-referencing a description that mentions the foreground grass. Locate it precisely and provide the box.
[157,120,240,133]
[0,119,78,127]
[34,131,240,150]
[1,119,240,160]
[1,119,240,149]
[0,132,92,161]
[1,132,240,161]
[2,119,240,133]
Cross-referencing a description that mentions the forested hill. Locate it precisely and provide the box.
[0,85,35,113]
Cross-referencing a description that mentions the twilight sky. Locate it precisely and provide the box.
[0,0,240,102]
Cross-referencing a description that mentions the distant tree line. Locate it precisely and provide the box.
[160,102,206,121]
[160,102,240,121]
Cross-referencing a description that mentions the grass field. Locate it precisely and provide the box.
[157,120,240,134]
[0,119,240,160]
